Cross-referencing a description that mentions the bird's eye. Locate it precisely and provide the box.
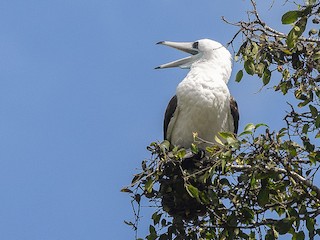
[192,41,199,49]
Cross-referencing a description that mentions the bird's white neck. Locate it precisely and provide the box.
[189,52,232,84]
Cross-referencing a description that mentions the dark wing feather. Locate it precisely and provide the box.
[230,96,239,134]
[163,95,177,140]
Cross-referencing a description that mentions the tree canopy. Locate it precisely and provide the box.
[122,0,320,239]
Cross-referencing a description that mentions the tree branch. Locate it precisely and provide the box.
[230,164,320,200]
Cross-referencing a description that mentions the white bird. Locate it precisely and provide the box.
[156,39,239,148]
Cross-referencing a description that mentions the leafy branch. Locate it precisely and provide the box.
[123,123,320,239]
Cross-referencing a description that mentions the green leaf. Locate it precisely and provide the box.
[263,68,271,85]
[281,10,300,24]
[214,135,224,146]
[251,42,259,55]
[244,60,255,75]
[199,191,210,204]
[221,159,226,174]
[244,123,255,132]
[218,132,238,147]
[191,143,198,154]
[176,148,186,159]
[185,184,200,200]
[255,123,269,129]
[219,131,234,139]
[145,178,154,193]
[235,70,243,82]
[159,140,170,152]
[289,146,297,157]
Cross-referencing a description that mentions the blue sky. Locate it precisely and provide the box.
[0,0,307,239]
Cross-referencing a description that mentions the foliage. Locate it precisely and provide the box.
[123,0,320,239]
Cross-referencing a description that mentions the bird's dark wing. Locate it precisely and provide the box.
[164,95,177,140]
[230,96,239,134]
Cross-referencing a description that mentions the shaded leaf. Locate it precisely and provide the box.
[275,218,294,235]
[257,187,270,206]
[147,225,157,240]
[131,173,144,186]
[286,17,308,48]
[152,212,161,225]
[236,70,244,82]
[292,231,305,240]
[265,229,277,240]
[316,116,320,128]
[263,68,271,85]
[134,194,141,204]
[306,217,315,233]
[309,104,318,117]
[244,60,255,75]
[302,124,309,134]
[121,187,133,193]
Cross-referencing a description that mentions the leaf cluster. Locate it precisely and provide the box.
[229,0,320,160]
[123,123,320,239]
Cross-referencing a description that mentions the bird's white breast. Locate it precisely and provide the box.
[169,71,233,148]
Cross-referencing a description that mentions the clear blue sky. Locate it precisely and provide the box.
[0,0,307,239]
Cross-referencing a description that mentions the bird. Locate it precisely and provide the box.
[155,39,239,149]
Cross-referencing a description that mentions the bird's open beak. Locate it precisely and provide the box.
[155,41,199,69]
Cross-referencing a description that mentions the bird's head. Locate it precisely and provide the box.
[155,38,231,70]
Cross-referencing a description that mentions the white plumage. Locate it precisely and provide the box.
[156,39,238,148]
